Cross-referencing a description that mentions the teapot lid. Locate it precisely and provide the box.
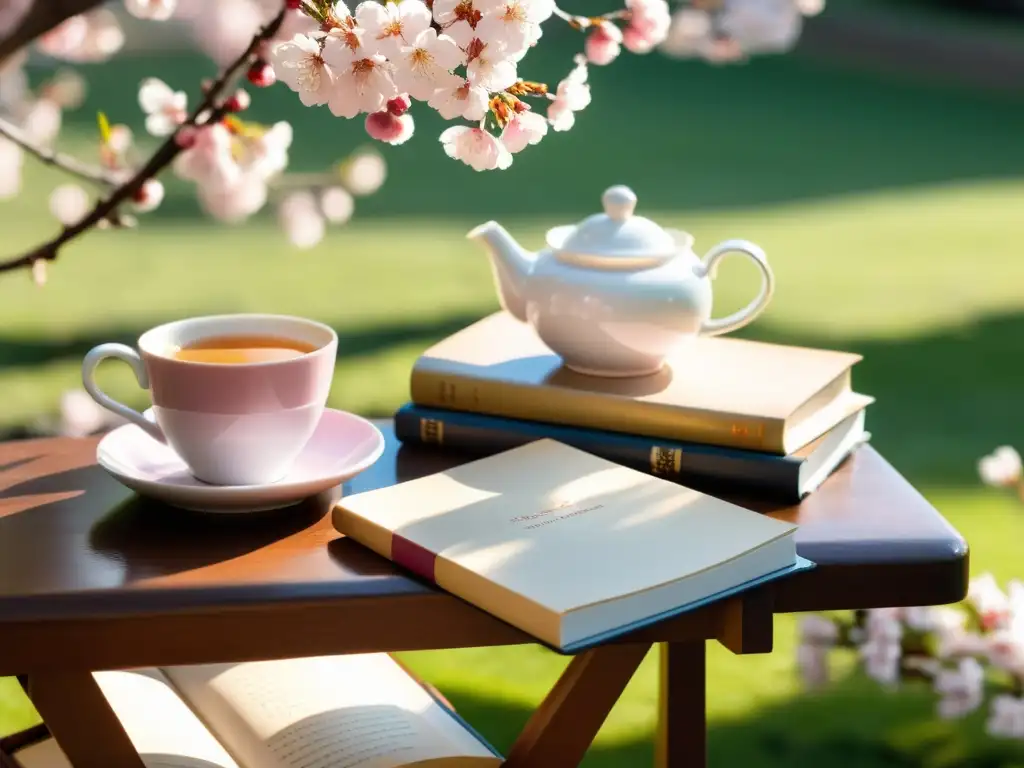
[547,185,677,265]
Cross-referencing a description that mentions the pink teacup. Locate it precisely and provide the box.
[82,314,338,486]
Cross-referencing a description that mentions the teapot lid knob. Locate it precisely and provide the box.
[602,185,637,221]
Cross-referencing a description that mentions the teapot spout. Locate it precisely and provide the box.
[468,221,536,323]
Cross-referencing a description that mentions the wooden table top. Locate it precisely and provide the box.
[0,421,968,672]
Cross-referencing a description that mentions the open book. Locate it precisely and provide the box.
[8,654,500,768]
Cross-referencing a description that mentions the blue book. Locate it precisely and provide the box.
[395,403,869,503]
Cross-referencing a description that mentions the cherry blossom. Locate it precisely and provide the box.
[365,111,416,144]
[198,173,268,222]
[322,38,397,118]
[623,0,671,54]
[393,28,464,101]
[49,184,91,226]
[320,187,355,223]
[173,123,242,191]
[796,643,829,688]
[132,179,165,213]
[585,21,623,66]
[440,126,512,171]
[39,70,86,111]
[988,696,1024,739]
[238,121,294,180]
[124,0,177,21]
[39,9,125,63]
[500,108,547,153]
[186,0,265,65]
[0,138,23,199]
[340,150,387,195]
[428,76,489,121]
[659,8,713,59]
[433,0,484,47]
[464,38,517,91]
[274,8,322,42]
[547,55,591,132]
[718,0,804,56]
[474,0,553,59]
[357,0,433,60]
[272,34,337,107]
[979,446,1022,488]
[934,657,984,719]
[138,78,188,137]
[968,573,1012,630]
[19,99,62,146]
[278,191,326,248]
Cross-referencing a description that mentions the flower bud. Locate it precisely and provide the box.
[386,94,412,116]
[247,60,277,88]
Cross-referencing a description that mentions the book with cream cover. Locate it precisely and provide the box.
[5,654,499,768]
[334,440,814,652]
[409,312,872,455]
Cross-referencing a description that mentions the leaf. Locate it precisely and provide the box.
[97,111,111,144]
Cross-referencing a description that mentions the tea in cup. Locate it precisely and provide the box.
[82,314,338,486]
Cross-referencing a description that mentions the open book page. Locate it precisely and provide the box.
[162,654,498,768]
[11,670,242,768]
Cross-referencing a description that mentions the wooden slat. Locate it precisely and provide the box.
[715,587,774,655]
[27,671,145,768]
[503,643,650,768]
[655,642,706,768]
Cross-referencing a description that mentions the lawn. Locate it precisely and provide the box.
[2,27,1024,766]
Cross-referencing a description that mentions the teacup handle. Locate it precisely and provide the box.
[695,239,775,337]
[81,344,165,443]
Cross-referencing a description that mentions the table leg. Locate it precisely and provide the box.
[503,643,650,768]
[24,671,145,768]
[654,641,706,768]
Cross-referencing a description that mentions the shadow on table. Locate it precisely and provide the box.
[437,674,1024,768]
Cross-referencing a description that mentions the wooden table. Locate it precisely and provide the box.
[0,421,968,768]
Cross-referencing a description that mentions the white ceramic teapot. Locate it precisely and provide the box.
[468,185,775,377]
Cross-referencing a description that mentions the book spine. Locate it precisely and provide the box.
[409,363,787,453]
[394,405,803,501]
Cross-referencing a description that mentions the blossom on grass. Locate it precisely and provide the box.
[340,149,387,195]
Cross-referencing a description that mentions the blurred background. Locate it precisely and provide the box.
[2,0,1024,765]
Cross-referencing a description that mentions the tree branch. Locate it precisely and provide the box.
[0,0,106,66]
[0,7,286,277]
[0,115,120,188]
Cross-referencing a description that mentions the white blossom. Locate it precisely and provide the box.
[197,174,268,222]
[239,121,293,180]
[278,191,326,249]
[968,573,1012,629]
[547,54,590,132]
[979,446,1022,488]
[865,608,903,644]
[428,76,489,121]
[124,0,177,21]
[934,657,984,719]
[356,0,433,59]
[59,389,109,437]
[500,109,547,153]
[987,695,1024,739]
[474,0,552,59]
[272,34,337,107]
[433,0,483,46]
[659,8,713,59]
[18,99,62,146]
[440,126,512,171]
[322,38,397,118]
[138,78,188,137]
[800,615,840,645]
[623,0,671,54]
[132,179,165,213]
[320,186,355,223]
[49,184,91,226]
[393,28,464,101]
[340,150,387,195]
[465,38,517,91]
[718,0,804,55]
[860,637,901,685]
[173,123,241,190]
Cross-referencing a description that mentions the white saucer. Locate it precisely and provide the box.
[96,408,386,513]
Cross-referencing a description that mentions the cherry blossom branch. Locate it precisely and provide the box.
[0,115,118,189]
[0,7,287,277]
[0,0,105,65]
[551,3,630,28]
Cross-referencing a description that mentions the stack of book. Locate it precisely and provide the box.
[394,312,873,503]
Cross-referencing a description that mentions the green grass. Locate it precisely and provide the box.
[2,30,1024,766]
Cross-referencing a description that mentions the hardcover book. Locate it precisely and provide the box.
[394,403,870,502]
[334,440,813,653]
[409,311,871,454]
[7,654,500,768]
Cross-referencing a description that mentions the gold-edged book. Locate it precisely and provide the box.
[410,312,873,455]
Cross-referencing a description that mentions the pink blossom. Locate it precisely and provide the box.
[500,109,547,153]
[39,9,125,63]
[273,8,322,44]
[173,123,241,191]
[49,184,91,226]
[659,8,712,59]
[934,657,984,719]
[585,21,622,66]
[278,191,325,248]
[340,149,387,195]
[39,69,86,110]
[272,34,337,107]
[464,38,517,91]
[796,643,829,689]
[186,0,264,65]
[987,696,1024,739]
[718,0,804,55]
[968,573,1012,630]
[623,0,670,53]
[132,179,165,213]
[393,28,464,101]
[19,99,62,146]
[320,186,355,223]
[238,121,293,180]
[197,174,268,223]
[474,0,552,59]
[365,111,415,145]
[322,38,397,118]
[859,637,901,685]
[440,126,512,171]
[0,138,23,199]
[124,0,177,21]
[356,0,433,60]
[139,78,188,137]
[547,54,590,132]
[428,76,489,121]
[432,0,483,46]
[36,15,90,59]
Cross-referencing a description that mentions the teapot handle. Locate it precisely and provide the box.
[695,239,775,337]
